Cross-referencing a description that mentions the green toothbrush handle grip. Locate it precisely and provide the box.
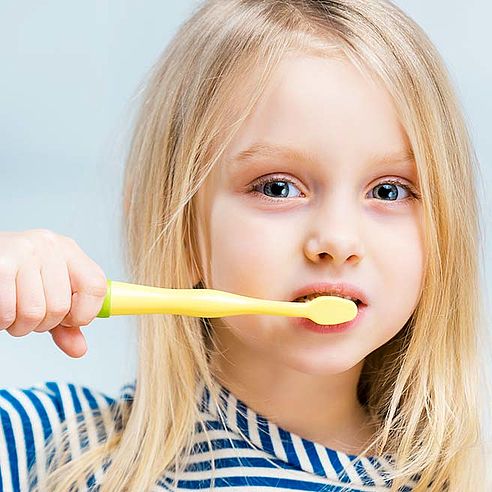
[97,279,112,318]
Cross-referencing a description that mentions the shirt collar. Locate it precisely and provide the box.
[195,378,403,489]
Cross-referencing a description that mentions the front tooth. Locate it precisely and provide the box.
[320,294,354,300]
[299,293,357,302]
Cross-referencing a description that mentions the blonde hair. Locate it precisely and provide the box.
[31,0,491,490]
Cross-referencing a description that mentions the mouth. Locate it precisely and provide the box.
[293,293,363,307]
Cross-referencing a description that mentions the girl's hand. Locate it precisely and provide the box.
[0,229,107,358]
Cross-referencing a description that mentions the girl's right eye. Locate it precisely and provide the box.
[250,176,303,201]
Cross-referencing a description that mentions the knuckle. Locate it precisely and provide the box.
[93,263,106,281]
[41,231,59,249]
[30,229,60,251]
[69,313,92,327]
[30,228,56,240]
[17,236,36,256]
[18,306,46,324]
[7,326,28,337]
[84,278,107,298]
[0,257,16,277]
[63,235,80,249]
[0,311,16,328]
[33,320,56,333]
[47,300,71,318]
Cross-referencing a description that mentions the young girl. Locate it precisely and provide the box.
[1,0,490,490]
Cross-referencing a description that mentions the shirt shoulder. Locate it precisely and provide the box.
[0,380,133,492]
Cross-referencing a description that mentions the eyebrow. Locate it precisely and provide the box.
[230,142,415,168]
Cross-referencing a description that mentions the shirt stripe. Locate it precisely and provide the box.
[0,379,418,491]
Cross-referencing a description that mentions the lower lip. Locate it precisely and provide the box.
[292,303,367,334]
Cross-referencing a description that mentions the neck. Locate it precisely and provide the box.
[209,334,378,455]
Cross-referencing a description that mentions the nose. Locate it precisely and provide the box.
[303,200,364,267]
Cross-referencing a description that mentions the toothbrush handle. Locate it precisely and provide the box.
[97,280,113,317]
[97,280,304,318]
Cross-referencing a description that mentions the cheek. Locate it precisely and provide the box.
[208,199,293,295]
[371,208,425,274]
[370,213,425,331]
[399,215,425,289]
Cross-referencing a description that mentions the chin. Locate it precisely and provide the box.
[285,354,364,377]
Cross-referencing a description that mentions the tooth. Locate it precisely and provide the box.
[295,293,360,302]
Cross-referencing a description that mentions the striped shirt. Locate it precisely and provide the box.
[0,380,420,491]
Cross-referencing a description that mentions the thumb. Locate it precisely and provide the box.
[49,325,88,358]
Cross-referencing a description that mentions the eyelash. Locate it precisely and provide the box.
[249,174,421,204]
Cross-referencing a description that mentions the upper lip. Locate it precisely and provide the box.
[291,282,368,305]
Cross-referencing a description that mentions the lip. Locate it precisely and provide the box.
[290,282,368,305]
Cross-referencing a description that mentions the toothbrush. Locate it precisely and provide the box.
[96,280,358,325]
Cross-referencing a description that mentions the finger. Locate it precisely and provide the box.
[8,265,46,337]
[0,260,17,331]
[61,247,107,328]
[34,259,72,333]
[49,325,87,358]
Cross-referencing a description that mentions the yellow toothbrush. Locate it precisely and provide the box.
[96,280,357,325]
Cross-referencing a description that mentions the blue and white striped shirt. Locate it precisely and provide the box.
[0,380,419,491]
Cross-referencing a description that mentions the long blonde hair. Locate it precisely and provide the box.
[32,0,491,490]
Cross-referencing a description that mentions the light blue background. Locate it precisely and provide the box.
[0,1,490,398]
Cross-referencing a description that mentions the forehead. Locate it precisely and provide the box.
[222,53,411,171]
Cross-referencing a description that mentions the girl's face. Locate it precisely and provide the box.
[196,53,424,376]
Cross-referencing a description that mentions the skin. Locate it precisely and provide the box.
[195,53,424,454]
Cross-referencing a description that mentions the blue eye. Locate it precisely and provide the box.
[252,178,302,199]
[370,181,412,201]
